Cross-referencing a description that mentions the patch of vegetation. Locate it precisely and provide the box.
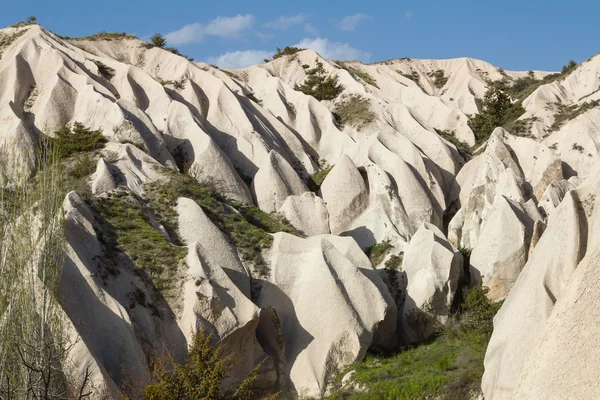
[327,286,503,400]
[365,240,393,266]
[143,171,300,276]
[548,100,600,132]
[158,76,189,90]
[149,33,166,48]
[9,16,37,28]
[428,69,449,89]
[295,59,343,101]
[140,33,193,61]
[93,60,115,80]
[91,189,186,296]
[307,166,333,192]
[140,330,276,400]
[0,29,28,57]
[338,63,379,88]
[434,129,472,159]
[572,143,585,153]
[333,95,375,130]
[503,116,539,137]
[399,70,420,84]
[51,122,108,160]
[468,86,526,145]
[266,46,304,62]
[561,60,578,75]
[71,31,138,41]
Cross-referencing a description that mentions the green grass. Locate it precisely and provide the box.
[91,190,187,294]
[365,241,393,266]
[143,171,300,277]
[307,166,334,192]
[325,286,503,400]
[333,95,376,131]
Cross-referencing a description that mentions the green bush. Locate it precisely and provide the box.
[333,95,375,130]
[561,60,578,75]
[431,69,449,89]
[468,86,525,144]
[150,33,166,48]
[266,46,304,62]
[93,60,115,80]
[50,122,107,160]
[294,59,343,101]
[142,330,276,400]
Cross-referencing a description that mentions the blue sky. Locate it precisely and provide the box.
[2,0,599,71]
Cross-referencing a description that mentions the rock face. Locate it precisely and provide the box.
[5,21,600,400]
[279,192,330,236]
[401,223,463,342]
[482,175,599,399]
[320,155,368,235]
[177,197,251,296]
[258,233,395,398]
[251,151,308,213]
[449,129,558,299]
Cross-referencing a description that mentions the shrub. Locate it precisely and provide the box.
[468,86,525,144]
[294,59,343,101]
[561,60,578,75]
[27,16,37,23]
[431,69,449,89]
[93,60,115,80]
[52,122,108,159]
[142,330,276,400]
[266,46,304,62]
[333,95,375,130]
[150,33,166,48]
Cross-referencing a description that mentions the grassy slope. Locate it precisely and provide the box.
[323,287,502,400]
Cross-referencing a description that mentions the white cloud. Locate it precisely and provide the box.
[304,23,319,36]
[264,14,305,30]
[207,50,273,69]
[165,14,254,45]
[337,13,371,31]
[256,32,274,41]
[295,37,371,61]
[405,11,414,18]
